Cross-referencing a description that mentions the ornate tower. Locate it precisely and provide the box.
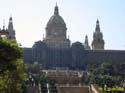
[8,17,16,40]
[0,21,9,39]
[91,19,105,50]
[44,4,70,49]
[0,17,16,40]
[84,35,90,50]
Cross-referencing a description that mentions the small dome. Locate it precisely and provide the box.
[72,42,85,50]
[32,41,47,49]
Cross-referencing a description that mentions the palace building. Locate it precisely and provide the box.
[22,4,125,70]
[1,5,125,70]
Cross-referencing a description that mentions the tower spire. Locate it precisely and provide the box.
[85,35,88,45]
[54,3,59,15]
[9,16,13,23]
[8,16,13,30]
[91,19,105,50]
[95,19,100,32]
[84,35,90,49]
[3,19,5,30]
[8,16,16,40]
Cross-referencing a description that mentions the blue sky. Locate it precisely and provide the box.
[0,0,125,50]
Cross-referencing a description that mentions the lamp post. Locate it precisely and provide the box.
[28,74,35,86]
[36,74,42,93]
[38,82,41,93]
[123,73,125,93]
[123,79,125,93]
[121,70,125,93]
[101,76,106,93]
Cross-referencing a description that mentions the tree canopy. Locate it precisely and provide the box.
[0,38,27,93]
[86,62,125,87]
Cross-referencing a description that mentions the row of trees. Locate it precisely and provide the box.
[0,38,27,93]
[85,62,125,87]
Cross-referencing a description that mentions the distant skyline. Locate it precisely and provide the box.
[0,0,125,50]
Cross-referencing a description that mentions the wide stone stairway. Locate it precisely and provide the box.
[26,84,101,93]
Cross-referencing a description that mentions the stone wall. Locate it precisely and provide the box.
[57,85,89,93]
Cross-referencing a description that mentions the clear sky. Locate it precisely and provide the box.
[0,0,125,50]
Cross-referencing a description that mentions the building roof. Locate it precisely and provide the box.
[46,4,66,28]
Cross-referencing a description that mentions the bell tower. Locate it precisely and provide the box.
[91,19,105,50]
[84,35,90,50]
[8,17,16,40]
[0,17,16,40]
[0,21,9,39]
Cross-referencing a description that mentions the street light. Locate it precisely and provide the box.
[28,74,35,86]
[38,82,41,93]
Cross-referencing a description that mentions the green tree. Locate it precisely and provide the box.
[86,62,123,87]
[25,63,41,74]
[0,38,27,93]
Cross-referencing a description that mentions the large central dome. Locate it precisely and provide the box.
[45,4,67,40]
[46,4,66,27]
[47,15,66,27]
